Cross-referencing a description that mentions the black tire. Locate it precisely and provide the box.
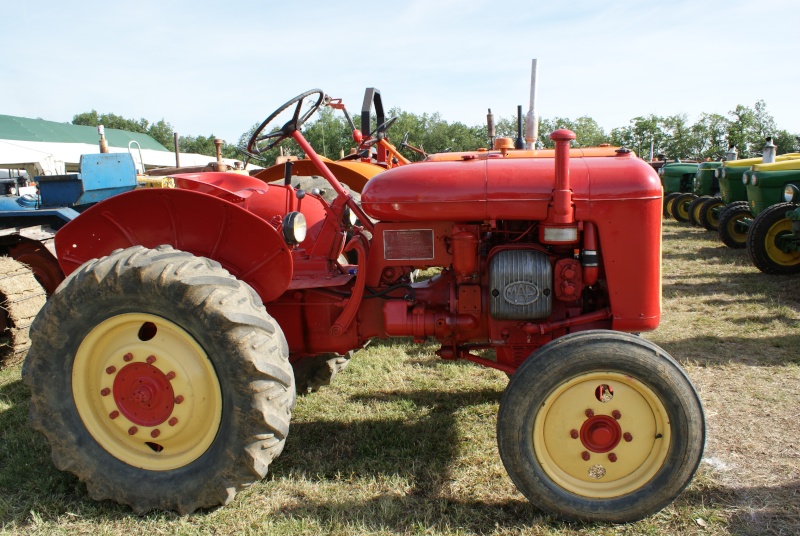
[717,201,752,249]
[670,193,696,223]
[698,197,725,231]
[687,196,709,227]
[22,245,295,514]
[663,192,681,219]
[497,330,705,523]
[292,351,353,395]
[747,202,800,274]
[0,257,47,366]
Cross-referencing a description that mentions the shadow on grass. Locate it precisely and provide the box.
[656,333,800,367]
[680,481,800,536]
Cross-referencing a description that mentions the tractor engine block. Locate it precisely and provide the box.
[489,249,552,320]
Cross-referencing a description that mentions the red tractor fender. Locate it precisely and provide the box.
[55,188,294,303]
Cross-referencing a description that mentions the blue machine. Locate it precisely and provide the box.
[0,152,139,294]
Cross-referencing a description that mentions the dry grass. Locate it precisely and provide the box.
[0,219,798,534]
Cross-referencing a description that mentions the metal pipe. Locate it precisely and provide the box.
[550,129,577,224]
[525,59,539,150]
[174,132,180,167]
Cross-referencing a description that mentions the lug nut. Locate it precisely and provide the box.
[624,432,633,442]
[146,355,156,364]
[581,451,590,461]
[169,417,178,427]
[570,429,579,439]
[612,410,621,420]
[100,387,111,396]
[151,429,160,438]
[165,371,176,380]
[109,410,119,420]
[105,366,116,375]
[128,426,138,436]
[585,409,594,418]
[123,353,133,362]
[608,453,617,463]
[174,395,184,404]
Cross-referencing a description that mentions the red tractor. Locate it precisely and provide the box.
[22,90,704,523]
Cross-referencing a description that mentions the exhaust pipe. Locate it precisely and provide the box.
[525,59,539,150]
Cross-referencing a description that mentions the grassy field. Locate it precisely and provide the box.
[0,219,798,535]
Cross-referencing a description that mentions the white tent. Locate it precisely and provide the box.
[0,139,256,176]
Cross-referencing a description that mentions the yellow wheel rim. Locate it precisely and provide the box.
[676,200,690,220]
[692,202,704,222]
[764,219,800,266]
[73,313,222,471]
[533,372,670,498]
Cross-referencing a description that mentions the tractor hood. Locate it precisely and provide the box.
[360,154,661,222]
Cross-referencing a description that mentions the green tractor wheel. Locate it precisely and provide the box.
[663,193,681,219]
[747,202,800,274]
[688,196,710,227]
[698,197,725,232]
[497,330,704,523]
[670,193,697,223]
[717,202,752,249]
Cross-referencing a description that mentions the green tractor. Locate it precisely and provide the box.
[687,161,723,229]
[745,159,800,273]
[660,161,700,221]
[717,140,800,248]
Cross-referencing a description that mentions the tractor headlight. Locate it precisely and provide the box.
[282,212,307,245]
[750,173,758,186]
[721,168,727,179]
[714,169,720,178]
[742,174,748,185]
[784,184,800,203]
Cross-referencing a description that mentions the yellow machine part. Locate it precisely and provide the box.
[724,153,800,168]
[137,176,176,188]
[753,157,800,171]
[253,157,384,192]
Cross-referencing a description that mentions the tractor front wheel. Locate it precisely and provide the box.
[670,193,697,223]
[663,193,681,219]
[717,202,751,249]
[688,196,709,227]
[497,330,704,523]
[747,202,800,274]
[699,197,725,231]
[22,245,295,514]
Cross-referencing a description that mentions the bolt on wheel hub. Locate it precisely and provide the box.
[73,313,222,471]
[532,371,671,498]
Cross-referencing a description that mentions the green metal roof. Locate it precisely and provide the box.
[0,114,169,151]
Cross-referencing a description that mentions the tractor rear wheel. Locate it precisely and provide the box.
[22,245,295,514]
[497,330,704,523]
[717,202,751,249]
[747,202,800,274]
[292,351,353,394]
[699,197,725,231]
[663,193,681,219]
[0,257,47,366]
[687,196,709,227]
[670,193,696,223]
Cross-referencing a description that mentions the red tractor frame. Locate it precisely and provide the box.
[23,89,704,522]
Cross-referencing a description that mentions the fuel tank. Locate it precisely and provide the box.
[360,152,661,222]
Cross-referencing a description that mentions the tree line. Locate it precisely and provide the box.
[73,99,798,168]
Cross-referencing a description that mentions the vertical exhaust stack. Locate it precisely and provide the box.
[97,125,108,153]
[524,59,540,150]
[762,137,777,163]
[539,129,579,245]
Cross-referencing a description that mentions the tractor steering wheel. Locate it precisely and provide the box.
[245,89,325,160]
[358,116,398,151]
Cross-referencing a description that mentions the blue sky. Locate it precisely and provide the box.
[4,0,798,146]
